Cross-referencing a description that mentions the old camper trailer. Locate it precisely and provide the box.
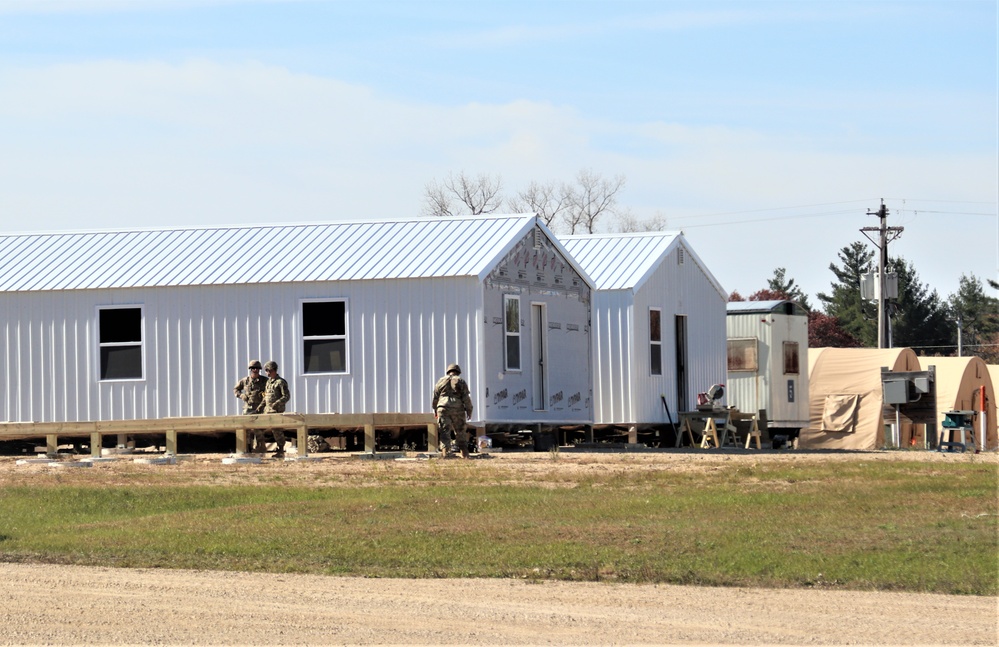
[726,300,809,440]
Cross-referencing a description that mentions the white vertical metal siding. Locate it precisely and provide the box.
[0,278,485,423]
[590,290,634,424]
[631,243,727,423]
[589,242,726,425]
[726,313,772,415]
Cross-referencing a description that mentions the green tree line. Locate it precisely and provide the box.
[729,242,999,361]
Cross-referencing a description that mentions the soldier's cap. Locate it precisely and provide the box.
[248,360,262,369]
[446,363,461,375]
[264,360,279,371]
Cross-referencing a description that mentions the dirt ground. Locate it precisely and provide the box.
[0,448,996,645]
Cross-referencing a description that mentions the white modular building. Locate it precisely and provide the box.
[0,214,594,432]
[561,232,728,432]
[726,300,810,434]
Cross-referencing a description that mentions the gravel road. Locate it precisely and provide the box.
[1,562,996,645]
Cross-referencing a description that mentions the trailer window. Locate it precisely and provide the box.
[727,338,758,372]
[302,300,347,373]
[99,307,143,380]
[783,341,800,375]
[504,295,521,371]
[649,308,662,375]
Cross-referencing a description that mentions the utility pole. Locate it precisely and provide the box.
[957,316,963,357]
[861,200,904,349]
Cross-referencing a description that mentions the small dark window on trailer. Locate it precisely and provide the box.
[783,341,800,375]
[99,307,143,380]
[727,338,758,372]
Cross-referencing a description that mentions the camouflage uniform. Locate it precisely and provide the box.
[263,362,291,457]
[432,363,473,458]
[233,361,267,452]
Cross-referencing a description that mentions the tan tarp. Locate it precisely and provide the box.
[820,394,860,432]
[800,347,920,450]
[926,357,996,451]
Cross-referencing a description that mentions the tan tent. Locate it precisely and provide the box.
[800,347,921,450]
[926,357,996,451]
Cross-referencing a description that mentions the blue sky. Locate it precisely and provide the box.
[0,0,996,305]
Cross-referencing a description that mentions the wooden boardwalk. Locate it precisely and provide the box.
[0,413,437,457]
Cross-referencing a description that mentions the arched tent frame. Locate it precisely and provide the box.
[801,347,921,450]
[929,357,996,451]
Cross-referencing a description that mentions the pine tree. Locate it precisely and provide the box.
[948,274,999,360]
[766,267,812,311]
[889,259,952,352]
[817,242,877,346]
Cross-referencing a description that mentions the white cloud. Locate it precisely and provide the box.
[1,57,994,299]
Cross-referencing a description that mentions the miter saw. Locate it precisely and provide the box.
[696,383,725,410]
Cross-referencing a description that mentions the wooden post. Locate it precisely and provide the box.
[296,425,308,457]
[46,434,58,458]
[427,420,438,453]
[165,429,178,455]
[235,428,248,454]
[744,418,763,450]
[90,432,102,458]
[364,423,376,453]
[628,425,638,444]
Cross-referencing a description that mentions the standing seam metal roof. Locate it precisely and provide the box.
[561,232,681,291]
[0,214,545,292]
[560,231,726,297]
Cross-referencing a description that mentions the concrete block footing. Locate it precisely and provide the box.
[355,451,406,460]
[48,461,93,468]
[16,458,56,466]
[133,455,177,465]
[222,455,262,465]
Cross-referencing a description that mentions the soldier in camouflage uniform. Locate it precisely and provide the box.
[262,360,291,458]
[431,363,473,458]
[233,359,267,452]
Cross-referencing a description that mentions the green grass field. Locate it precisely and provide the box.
[0,457,995,594]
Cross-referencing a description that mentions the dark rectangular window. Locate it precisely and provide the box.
[650,309,662,375]
[727,338,758,372]
[303,300,348,373]
[99,307,143,380]
[504,295,521,371]
[783,341,800,375]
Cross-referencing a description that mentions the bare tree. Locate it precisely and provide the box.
[423,169,626,235]
[615,211,670,233]
[422,172,504,217]
[564,170,625,234]
[507,180,571,229]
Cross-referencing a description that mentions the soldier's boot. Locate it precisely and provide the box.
[273,432,286,458]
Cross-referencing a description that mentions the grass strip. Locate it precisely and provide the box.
[0,460,995,594]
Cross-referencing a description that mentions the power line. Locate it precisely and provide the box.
[678,209,859,228]
[669,198,998,225]
[887,198,997,205]
[668,199,873,222]
[894,209,996,217]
